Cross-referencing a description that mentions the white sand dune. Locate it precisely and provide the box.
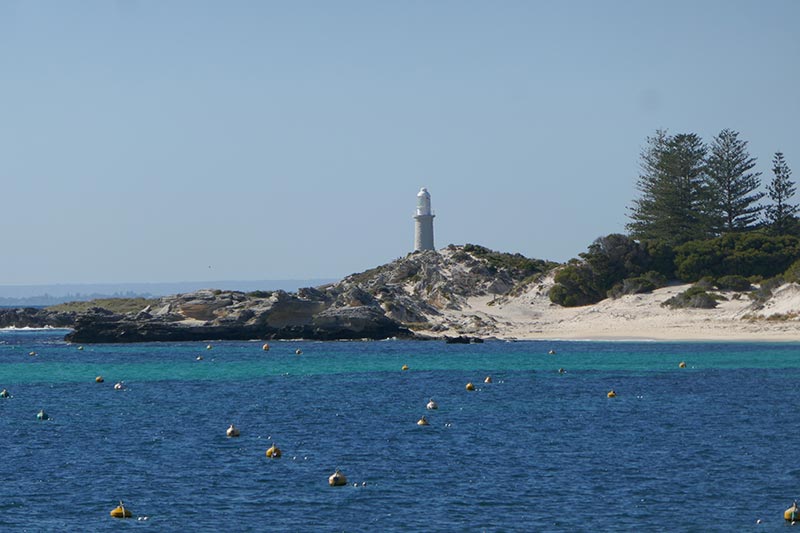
[418,277,800,342]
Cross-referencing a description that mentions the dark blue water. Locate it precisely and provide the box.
[1,330,800,531]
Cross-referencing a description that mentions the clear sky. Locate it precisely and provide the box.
[1,1,798,285]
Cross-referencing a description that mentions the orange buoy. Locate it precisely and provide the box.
[266,444,282,458]
[110,501,132,518]
[607,390,616,398]
[95,376,104,383]
[785,501,799,521]
[401,364,409,371]
[329,469,347,486]
[679,361,686,368]
[466,382,475,391]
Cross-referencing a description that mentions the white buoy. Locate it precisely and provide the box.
[426,398,438,410]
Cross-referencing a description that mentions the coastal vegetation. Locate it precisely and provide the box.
[47,297,159,314]
[550,129,799,307]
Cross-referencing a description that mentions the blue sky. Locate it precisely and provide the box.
[1,1,798,284]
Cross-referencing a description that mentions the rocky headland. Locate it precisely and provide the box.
[59,245,551,343]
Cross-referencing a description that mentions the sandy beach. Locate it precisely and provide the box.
[421,278,800,342]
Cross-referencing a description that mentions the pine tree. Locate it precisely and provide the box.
[705,129,763,233]
[627,131,710,245]
[765,152,797,235]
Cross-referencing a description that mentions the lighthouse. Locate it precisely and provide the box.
[413,187,435,251]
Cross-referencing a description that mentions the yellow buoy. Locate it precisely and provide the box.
[484,376,492,383]
[426,398,438,410]
[206,344,212,350]
[607,390,616,398]
[262,343,270,351]
[401,364,409,371]
[785,501,799,521]
[95,376,104,383]
[227,424,240,437]
[110,501,132,518]
[417,415,429,426]
[266,444,282,458]
[679,361,686,368]
[329,469,347,486]
[466,382,475,391]
[295,349,303,355]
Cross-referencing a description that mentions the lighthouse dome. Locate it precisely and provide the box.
[417,187,430,197]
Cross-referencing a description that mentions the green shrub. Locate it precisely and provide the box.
[549,263,603,307]
[662,286,719,309]
[675,233,800,281]
[463,243,554,277]
[608,277,655,299]
[694,276,716,290]
[784,259,800,283]
[750,276,785,304]
[716,275,752,291]
[607,271,667,299]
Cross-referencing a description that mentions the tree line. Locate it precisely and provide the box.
[628,129,796,243]
[549,129,799,307]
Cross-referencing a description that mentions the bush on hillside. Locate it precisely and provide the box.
[462,244,554,277]
[675,233,800,281]
[607,271,668,299]
[750,276,785,304]
[783,259,800,284]
[662,286,720,309]
[548,262,603,307]
[715,275,752,291]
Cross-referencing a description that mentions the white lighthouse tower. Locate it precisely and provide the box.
[413,187,435,252]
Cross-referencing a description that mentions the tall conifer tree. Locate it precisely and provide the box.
[627,131,710,245]
[765,152,797,234]
[706,129,763,233]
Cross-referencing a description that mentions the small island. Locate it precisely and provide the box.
[4,129,800,343]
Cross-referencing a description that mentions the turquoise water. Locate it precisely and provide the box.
[1,330,800,531]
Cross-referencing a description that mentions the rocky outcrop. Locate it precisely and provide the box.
[0,308,76,329]
[62,244,554,343]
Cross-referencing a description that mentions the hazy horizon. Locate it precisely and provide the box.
[0,278,337,300]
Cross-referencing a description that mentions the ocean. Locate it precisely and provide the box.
[1,329,799,531]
